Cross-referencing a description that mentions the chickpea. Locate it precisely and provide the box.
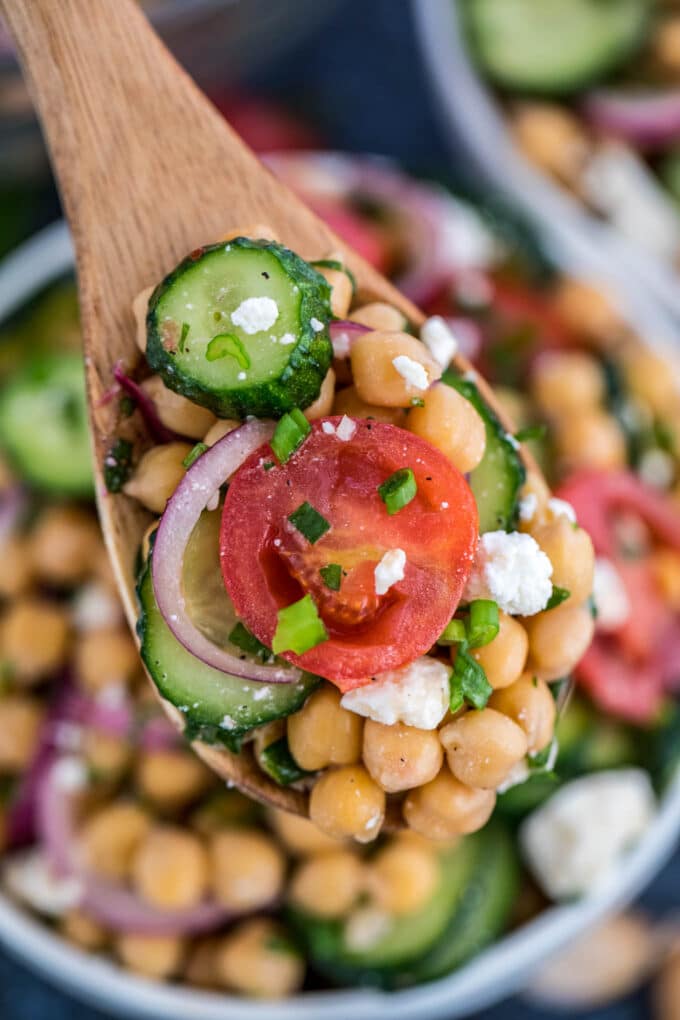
[526,602,595,681]
[288,685,363,771]
[622,346,678,418]
[140,375,216,439]
[215,919,304,998]
[493,386,531,429]
[116,933,184,979]
[403,768,496,839]
[362,720,443,793]
[289,850,365,918]
[75,627,138,694]
[350,302,406,332]
[303,367,336,421]
[554,410,627,472]
[268,807,343,856]
[132,286,154,354]
[210,829,285,910]
[0,536,33,598]
[655,944,680,1020]
[135,748,213,810]
[61,910,108,951]
[1,599,70,683]
[82,728,131,779]
[489,675,556,754]
[79,802,150,880]
[651,549,680,611]
[203,419,240,446]
[653,15,680,75]
[332,385,406,425]
[408,382,486,473]
[132,826,208,910]
[350,332,441,408]
[469,611,528,690]
[512,103,589,186]
[531,517,595,605]
[551,278,623,347]
[123,442,193,513]
[184,938,220,988]
[316,265,352,318]
[0,695,44,772]
[367,842,439,915]
[310,765,385,843]
[30,507,103,587]
[440,709,528,789]
[531,351,605,417]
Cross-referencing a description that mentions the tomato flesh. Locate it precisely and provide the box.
[220,418,478,689]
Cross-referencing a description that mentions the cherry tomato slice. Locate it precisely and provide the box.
[577,639,665,725]
[220,418,478,689]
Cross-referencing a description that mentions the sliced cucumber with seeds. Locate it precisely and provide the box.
[443,371,524,532]
[146,238,332,419]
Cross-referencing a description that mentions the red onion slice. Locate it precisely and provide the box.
[60,690,179,750]
[329,319,370,358]
[152,419,300,684]
[113,362,179,444]
[0,485,25,547]
[583,89,680,151]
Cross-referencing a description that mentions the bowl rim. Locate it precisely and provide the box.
[0,219,678,1020]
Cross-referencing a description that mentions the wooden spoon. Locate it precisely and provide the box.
[2,0,541,822]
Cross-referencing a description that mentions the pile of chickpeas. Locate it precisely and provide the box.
[122,226,596,845]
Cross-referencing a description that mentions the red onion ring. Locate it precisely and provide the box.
[329,319,370,358]
[113,362,180,444]
[0,485,25,547]
[60,690,178,750]
[583,89,680,151]
[152,419,300,683]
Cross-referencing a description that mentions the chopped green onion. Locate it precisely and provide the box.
[228,622,273,663]
[410,397,425,408]
[448,671,465,714]
[438,618,467,645]
[103,438,133,494]
[288,501,330,544]
[272,595,328,655]
[515,423,547,443]
[258,737,311,785]
[205,332,250,368]
[450,649,492,710]
[320,563,342,591]
[179,321,190,352]
[528,740,555,770]
[467,599,499,648]
[119,394,136,418]
[546,586,570,610]
[182,442,208,469]
[271,409,311,464]
[378,468,417,515]
[263,461,275,472]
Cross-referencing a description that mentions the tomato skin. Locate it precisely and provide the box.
[220,418,478,688]
[577,639,665,725]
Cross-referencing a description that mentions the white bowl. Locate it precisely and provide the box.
[0,220,678,1020]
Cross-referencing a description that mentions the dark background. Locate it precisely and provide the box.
[0,1,677,1017]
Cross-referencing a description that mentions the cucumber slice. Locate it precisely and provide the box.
[0,352,93,496]
[146,238,332,419]
[465,0,650,96]
[443,371,525,532]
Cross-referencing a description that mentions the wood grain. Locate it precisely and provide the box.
[1,0,537,823]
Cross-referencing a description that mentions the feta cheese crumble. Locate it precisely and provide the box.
[321,421,336,435]
[230,296,279,335]
[374,548,406,596]
[392,355,429,391]
[638,448,675,490]
[548,497,577,524]
[519,493,538,523]
[341,656,450,729]
[310,317,324,333]
[279,332,296,346]
[4,850,83,917]
[592,557,631,631]
[520,769,655,900]
[464,530,553,616]
[72,582,122,632]
[336,415,356,442]
[420,316,458,368]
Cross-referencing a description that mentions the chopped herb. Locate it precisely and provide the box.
[259,737,311,786]
[103,438,133,493]
[450,648,493,711]
[467,599,499,648]
[205,333,250,369]
[179,321,190,352]
[182,442,208,469]
[410,397,425,408]
[288,501,330,544]
[271,408,310,464]
[228,622,273,662]
[119,394,135,417]
[546,586,570,610]
[378,468,417,515]
[515,423,547,443]
[272,595,328,655]
[438,618,467,645]
[529,739,556,771]
[320,563,342,591]
[265,932,301,956]
[263,461,275,471]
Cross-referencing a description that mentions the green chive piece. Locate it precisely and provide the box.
[451,649,493,710]
[288,501,330,544]
[546,586,571,610]
[272,595,328,655]
[467,599,500,648]
[205,333,250,369]
[228,622,273,663]
[438,618,467,645]
[259,737,311,785]
[378,468,417,515]
[263,461,275,472]
[320,563,342,591]
[448,671,465,714]
[528,740,555,770]
[271,409,311,464]
[119,394,136,418]
[410,397,425,408]
[182,442,208,469]
[179,322,190,352]
[515,423,547,443]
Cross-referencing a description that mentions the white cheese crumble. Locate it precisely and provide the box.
[344,907,392,952]
[310,317,324,333]
[341,657,450,730]
[592,557,631,631]
[638,448,675,490]
[464,530,553,616]
[331,330,351,358]
[230,296,279,335]
[520,769,655,900]
[374,548,406,596]
[392,355,429,391]
[336,415,356,442]
[420,316,458,368]
[279,332,296,346]
[4,850,83,917]
[72,582,122,632]
[321,421,336,435]
[519,493,538,523]
[548,497,577,524]
[52,756,88,793]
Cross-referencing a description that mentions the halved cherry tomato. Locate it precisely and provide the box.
[577,639,665,725]
[220,418,478,689]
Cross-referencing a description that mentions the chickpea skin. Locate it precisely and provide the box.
[332,385,406,425]
[0,536,33,598]
[289,850,365,918]
[408,382,486,473]
[469,611,528,690]
[309,765,385,843]
[0,695,44,772]
[75,627,138,694]
[30,507,103,586]
[350,332,441,407]
[79,802,151,881]
[403,768,496,839]
[61,911,109,951]
[135,748,214,811]
[140,375,216,439]
[526,602,595,681]
[288,686,363,771]
[123,442,193,514]
[268,808,343,856]
[350,302,406,332]
[531,517,595,606]
[439,709,528,789]
[303,367,336,421]
[367,842,439,915]
[216,919,304,998]
[531,351,605,416]
[362,720,443,793]
[210,830,285,911]
[132,827,208,910]
[315,265,352,318]
[116,933,184,979]
[1,599,70,683]
[489,675,556,754]
[554,411,627,472]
